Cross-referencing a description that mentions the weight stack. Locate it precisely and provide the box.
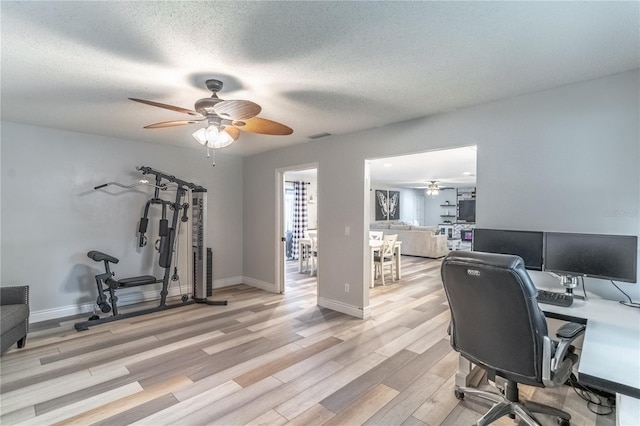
[206,248,213,297]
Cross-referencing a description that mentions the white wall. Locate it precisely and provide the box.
[306,174,318,229]
[1,122,244,321]
[242,70,640,316]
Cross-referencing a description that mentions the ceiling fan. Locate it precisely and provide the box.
[129,79,293,152]
[424,181,455,196]
[426,181,440,196]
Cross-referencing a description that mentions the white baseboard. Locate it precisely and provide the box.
[30,276,245,323]
[318,296,369,319]
[212,276,244,289]
[31,278,365,323]
[242,277,278,293]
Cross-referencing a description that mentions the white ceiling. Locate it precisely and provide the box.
[1,2,639,157]
[369,146,477,189]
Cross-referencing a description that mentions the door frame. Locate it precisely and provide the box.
[275,162,319,294]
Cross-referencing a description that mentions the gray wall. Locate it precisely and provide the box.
[243,70,640,315]
[1,122,244,320]
[424,188,456,227]
[1,70,637,321]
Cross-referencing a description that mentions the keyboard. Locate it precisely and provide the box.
[536,290,573,307]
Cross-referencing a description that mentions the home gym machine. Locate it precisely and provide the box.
[74,166,226,331]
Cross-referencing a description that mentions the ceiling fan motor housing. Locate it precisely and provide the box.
[195,97,223,115]
[205,79,224,93]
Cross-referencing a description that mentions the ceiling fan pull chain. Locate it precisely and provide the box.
[211,148,216,167]
[206,146,211,158]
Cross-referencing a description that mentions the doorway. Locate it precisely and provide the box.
[365,146,477,290]
[276,164,318,295]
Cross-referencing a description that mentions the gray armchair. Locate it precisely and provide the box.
[441,251,585,426]
[1,286,30,354]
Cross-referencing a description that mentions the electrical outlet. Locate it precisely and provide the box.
[344,283,350,293]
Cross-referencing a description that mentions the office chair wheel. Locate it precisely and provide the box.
[454,389,465,400]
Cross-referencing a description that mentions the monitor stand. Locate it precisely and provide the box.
[560,275,587,300]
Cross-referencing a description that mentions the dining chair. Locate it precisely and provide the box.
[308,232,318,276]
[374,234,398,285]
[300,230,317,272]
[369,231,384,241]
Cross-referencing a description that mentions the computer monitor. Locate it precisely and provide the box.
[544,232,638,283]
[472,228,544,270]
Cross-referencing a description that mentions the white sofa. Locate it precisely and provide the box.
[370,222,449,258]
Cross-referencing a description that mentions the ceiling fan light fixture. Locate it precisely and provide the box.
[425,181,440,197]
[192,126,235,150]
[192,127,208,146]
[204,124,220,142]
[207,130,234,149]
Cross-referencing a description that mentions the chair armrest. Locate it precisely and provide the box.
[552,322,586,372]
[557,322,585,339]
[542,322,586,386]
[0,286,29,306]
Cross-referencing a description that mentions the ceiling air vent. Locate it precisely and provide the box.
[308,132,332,140]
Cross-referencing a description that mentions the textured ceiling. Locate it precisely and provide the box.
[1,1,639,156]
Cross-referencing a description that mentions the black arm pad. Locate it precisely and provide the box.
[557,322,586,339]
[159,219,169,237]
[138,218,149,234]
[159,228,175,268]
[87,251,119,264]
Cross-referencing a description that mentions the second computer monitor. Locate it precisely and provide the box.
[472,228,544,270]
[544,232,638,283]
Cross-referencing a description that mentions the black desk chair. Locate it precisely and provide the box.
[441,251,586,426]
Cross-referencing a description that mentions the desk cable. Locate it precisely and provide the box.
[579,276,587,299]
[567,373,615,416]
[609,280,640,308]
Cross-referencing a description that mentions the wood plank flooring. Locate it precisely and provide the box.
[1,256,615,425]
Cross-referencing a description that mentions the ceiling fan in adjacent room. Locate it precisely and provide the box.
[425,181,441,196]
[129,79,293,161]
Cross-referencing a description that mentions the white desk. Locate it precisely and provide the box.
[369,240,402,288]
[540,297,640,400]
[456,280,640,424]
[541,296,640,425]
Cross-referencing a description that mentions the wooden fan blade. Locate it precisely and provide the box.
[144,120,204,129]
[222,126,240,140]
[129,98,202,117]
[234,117,293,135]
[213,100,262,120]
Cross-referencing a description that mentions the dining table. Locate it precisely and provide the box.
[369,239,402,288]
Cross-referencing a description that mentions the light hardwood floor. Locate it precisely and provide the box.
[1,256,615,425]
